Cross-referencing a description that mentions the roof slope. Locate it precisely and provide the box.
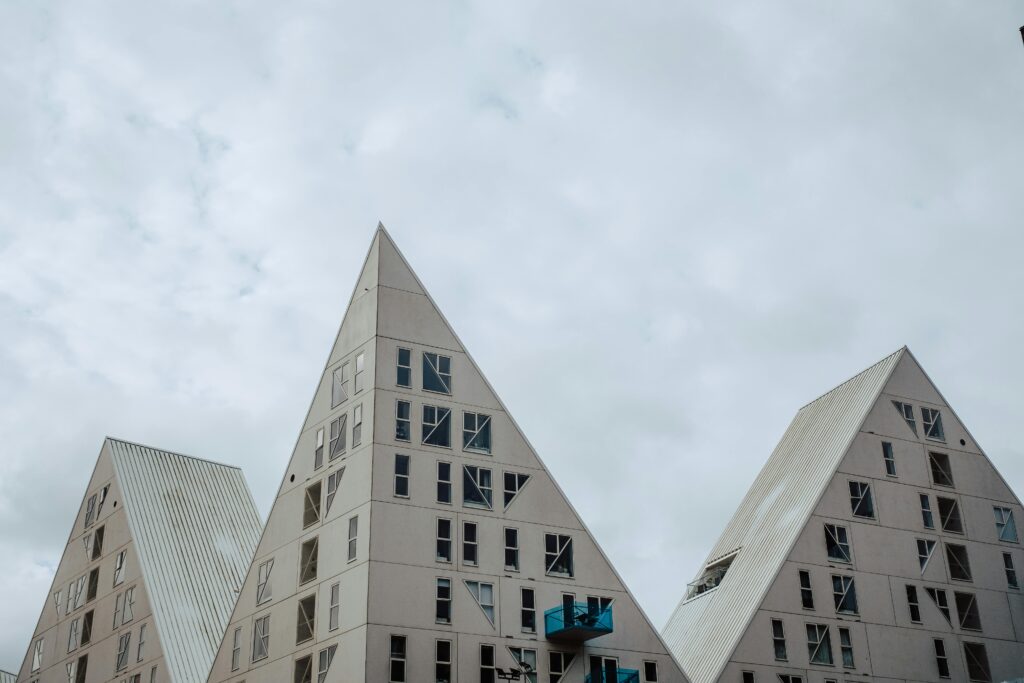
[110,438,262,683]
[662,348,905,683]
[1,670,16,683]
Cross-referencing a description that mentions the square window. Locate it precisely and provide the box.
[423,405,452,448]
[423,352,452,394]
[463,412,492,453]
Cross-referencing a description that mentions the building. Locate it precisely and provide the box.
[2,670,17,683]
[16,438,262,683]
[205,226,687,683]
[662,348,1024,682]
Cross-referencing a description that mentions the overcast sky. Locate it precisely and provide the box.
[2,0,1024,669]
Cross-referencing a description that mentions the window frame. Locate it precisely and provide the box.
[436,577,452,624]
[831,574,859,615]
[395,400,411,442]
[928,452,955,488]
[296,593,316,644]
[798,570,814,610]
[463,521,478,566]
[299,537,319,585]
[436,461,452,504]
[824,524,852,563]
[394,454,410,498]
[545,533,574,578]
[771,618,787,661]
[389,634,407,683]
[520,587,536,633]
[504,527,520,572]
[994,506,1018,543]
[463,465,493,510]
[331,362,349,408]
[422,405,452,448]
[329,582,340,631]
[848,480,875,519]
[463,411,492,454]
[436,517,453,563]
[422,352,452,395]
[906,584,922,623]
[805,622,833,666]
[922,406,946,442]
[882,441,897,476]
[396,347,412,388]
[348,515,358,562]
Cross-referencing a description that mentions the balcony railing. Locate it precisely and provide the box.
[544,602,613,642]
[584,668,639,683]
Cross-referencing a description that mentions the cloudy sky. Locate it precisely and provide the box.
[2,0,1024,669]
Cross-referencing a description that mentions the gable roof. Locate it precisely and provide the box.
[109,438,262,683]
[1,670,16,683]
[662,348,905,683]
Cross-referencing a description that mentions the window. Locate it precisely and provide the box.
[995,506,1018,542]
[348,516,359,561]
[294,655,313,683]
[91,525,104,560]
[545,533,574,577]
[832,575,858,614]
[1004,552,1019,589]
[643,661,659,682]
[955,591,982,630]
[777,677,802,683]
[436,578,452,623]
[86,567,98,602]
[252,615,270,661]
[465,580,496,625]
[73,575,86,610]
[314,427,324,469]
[463,522,478,565]
[437,462,452,504]
[423,405,452,447]
[806,623,833,665]
[509,648,537,683]
[848,481,874,518]
[550,653,575,683]
[114,550,127,586]
[397,347,412,387]
[824,524,851,562]
[149,665,156,683]
[396,400,411,441]
[917,539,937,572]
[423,352,452,394]
[304,481,322,528]
[463,465,493,509]
[84,494,97,528]
[925,587,952,624]
[137,622,146,661]
[326,468,343,516]
[331,362,349,408]
[437,518,453,562]
[906,585,921,622]
[296,594,316,644]
[920,494,935,529]
[53,589,62,617]
[838,627,853,668]
[503,472,530,509]
[116,633,131,671]
[742,673,754,683]
[798,570,813,609]
[463,412,492,453]
[67,659,78,683]
[329,414,347,459]
[83,532,92,560]
[480,644,496,683]
[353,404,363,446]
[67,617,80,653]
[256,559,274,604]
[505,527,520,571]
[963,642,991,682]
[934,639,950,678]
[329,582,340,630]
[122,586,136,624]
[922,407,945,441]
[30,637,43,671]
[929,452,954,487]
[879,441,896,476]
[771,618,787,661]
[390,635,407,683]
[946,543,973,581]
[318,645,338,683]
[893,400,917,435]
[938,497,963,533]
[435,639,452,683]
[231,627,242,671]
[394,454,410,497]
[300,537,319,584]
[521,587,536,632]
[354,352,365,393]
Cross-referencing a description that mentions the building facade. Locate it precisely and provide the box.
[16,438,262,683]
[663,348,1024,682]
[205,226,687,683]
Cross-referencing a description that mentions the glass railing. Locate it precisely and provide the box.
[584,668,639,683]
[544,602,613,641]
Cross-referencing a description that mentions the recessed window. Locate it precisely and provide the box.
[84,494,97,529]
[113,550,127,587]
[463,521,478,566]
[545,533,574,577]
[463,465,493,509]
[938,497,964,534]
[86,568,98,602]
[303,482,322,529]
[437,461,452,504]
[954,591,982,631]
[1004,553,1019,589]
[397,347,412,387]
[917,539,937,573]
[116,633,131,671]
[53,589,62,617]
[466,580,496,625]
[314,427,324,470]
[423,405,452,448]
[463,412,492,453]
[80,610,93,646]
[329,582,340,631]
[742,673,754,683]
[893,400,917,435]
[294,655,313,683]
[326,468,344,516]
[395,400,411,442]
[963,642,991,682]
[480,644,496,683]
[831,575,858,614]
[394,454,410,497]
[824,524,851,563]
[423,352,452,394]
[920,494,935,529]
[296,594,316,644]
[300,537,319,584]
[848,481,874,518]
[353,404,363,447]
[925,587,951,624]
[505,527,520,571]
[922,407,945,441]
[906,585,921,622]
[67,617,80,653]
[91,525,104,560]
[136,622,147,661]
[389,635,407,683]
[436,518,453,563]
[230,627,242,671]
[348,516,358,562]
[946,543,973,581]
[503,472,530,509]
[838,627,854,668]
[643,661,659,683]
[929,452,954,487]
[805,623,833,665]
[549,653,575,683]
[252,615,270,662]
[318,645,337,683]
[354,352,365,394]
[520,587,536,632]
[933,639,950,678]
[113,586,135,627]
[329,414,347,460]
[436,577,452,623]
[882,441,896,476]
[994,506,1018,542]
[331,362,349,408]
[771,618,787,661]
[778,676,803,683]
[798,570,813,609]
[435,640,452,683]
[509,648,538,683]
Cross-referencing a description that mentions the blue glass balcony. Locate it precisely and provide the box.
[584,668,639,683]
[544,602,613,642]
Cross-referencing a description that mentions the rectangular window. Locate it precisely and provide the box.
[329,582,340,631]
[314,426,324,469]
[926,587,952,624]
[435,639,452,683]
[1004,552,1019,589]
[296,594,316,644]
[86,567,98,602]
[894,400,918,435]
[423,352,452,394]
[741,673,754,683]
[920,494,935,529]
[437,461,452,504]
[394,454,410,497]
[503,472,530,509]
[116,633,131,671]
[995,506,1018,542]
[75,655,88,683]
[80,610,93,645]
[137,622,146,661]
[929,452,955,487]
[92,525,104,560]
[436,518,453,562]
[353,404,363,446]
[643,661,658,682]
[84,494,97,528]
[882,441,896,476]
[256,558,274,604]
[771,618,787,661]
[326,469,343,516]
[466,580,495,624]
[463,465,493,509]
[436,577,452,623]
[463,521,478,565]
[463,412,492,453]
[303,481,322,529]
[917,539,937,573]
[113,550,127,586]
[331,362,349,408]
[937,639,954,678]
[947,543,973,581]
[509,648,538,683]
[354,352,365,393]
[505,527,520,571]
[824,524,851,562]
[30,637,43,672]
[231,627,242,671]
[955,591,982,631]
[521,587,536,633]
[938,497,964,534]
[838,627,853,668]
[397,347,412,387]
[300,537,319,584]
[253,614,270,661]
[423,405,452,448]
[396,400,411,441]
[123,586,136,624]
[318,645,338,683]
[805,623,833,665]
[74,575,86,610]
[922,407,945,441]
[480,644,496,683]
[390,635,407,683]
[798,570,813,609]
[545,533,574,577]
[848,481,874,518]
[831,575,858,614]
[67,617,80,653]
[963,642,991,682]
[348,516,358,561]
[550,653,574,683]
[329,414,347,460]
[294,655,313,683]
[906,585,921,622]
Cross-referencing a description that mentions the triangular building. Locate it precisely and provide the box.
[207,226,688,683]
[664,348,1024,682]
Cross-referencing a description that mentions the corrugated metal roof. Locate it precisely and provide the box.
[109,438,262,683]
[1,669,16,683]
[662,348,904,683]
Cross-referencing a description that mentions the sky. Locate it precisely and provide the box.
[2,0,1024,670]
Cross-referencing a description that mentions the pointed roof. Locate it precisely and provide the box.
[662,348,906,683]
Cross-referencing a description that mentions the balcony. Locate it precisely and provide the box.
[584,668,639,683]
[544,602,613,642]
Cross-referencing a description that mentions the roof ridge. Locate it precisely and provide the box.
[105,436,242,470]
[797,346,906,410]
